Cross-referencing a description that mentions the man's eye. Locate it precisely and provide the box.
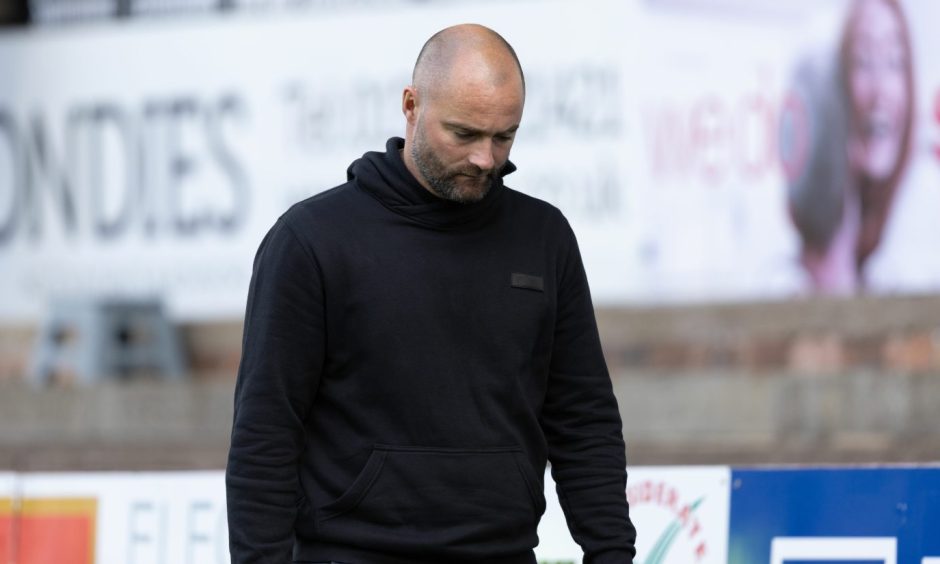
[455,131,474,140]
[495,135,513,143]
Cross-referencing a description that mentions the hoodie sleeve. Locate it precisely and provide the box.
[541,216,637,564]
[226,218,325,563]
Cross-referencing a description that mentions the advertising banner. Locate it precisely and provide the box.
[728,466,940,564]
[5,467,731,564]
[626,466,731,564]
[622,0,940,301]
[537,466,731,564]
[0,0,640,323]
[1,0,940,323]
[0,472,15,563]
[16,471,228,564]
[7,465,940,563]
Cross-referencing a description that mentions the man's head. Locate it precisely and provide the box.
[402,24,525,204]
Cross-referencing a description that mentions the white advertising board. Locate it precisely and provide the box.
[0,471,14,498]
[0,0,641,322]
[626,466,731,564]
[4,466,730,563]
[1,0,939,323]
[17,471,228,563]
[536,465,731,564]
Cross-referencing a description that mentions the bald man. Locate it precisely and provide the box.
[227,24,637,564]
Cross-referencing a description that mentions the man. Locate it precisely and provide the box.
[227,23,637,564]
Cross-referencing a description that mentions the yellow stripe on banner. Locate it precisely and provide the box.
[20,497,97,516]
[0,497,12,514]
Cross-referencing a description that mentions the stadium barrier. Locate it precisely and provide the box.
[1,465,938,563]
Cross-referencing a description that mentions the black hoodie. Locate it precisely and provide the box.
[226,138,636,564]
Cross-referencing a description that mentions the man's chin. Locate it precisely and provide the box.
[431,177,490,204]
[453,184,490,204]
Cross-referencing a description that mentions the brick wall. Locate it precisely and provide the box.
[597,294,940,375]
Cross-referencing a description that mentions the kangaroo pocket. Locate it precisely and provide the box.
[316,445,545,557]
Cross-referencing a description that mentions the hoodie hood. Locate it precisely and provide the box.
[347,137,516,230]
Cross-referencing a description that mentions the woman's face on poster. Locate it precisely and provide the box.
[847,0,910,181]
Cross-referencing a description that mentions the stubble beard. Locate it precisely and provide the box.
[410,124,496,204]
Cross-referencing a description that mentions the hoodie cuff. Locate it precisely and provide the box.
[587,549,636,564]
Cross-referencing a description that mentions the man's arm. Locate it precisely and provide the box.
[541,218,637,564]
[226,219,325,563]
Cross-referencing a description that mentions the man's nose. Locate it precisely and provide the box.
[467,139,496,171]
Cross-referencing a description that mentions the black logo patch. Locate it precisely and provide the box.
[510,273,544,292]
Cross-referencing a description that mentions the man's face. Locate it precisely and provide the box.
[409,78,524,204]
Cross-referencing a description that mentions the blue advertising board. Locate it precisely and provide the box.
[728,467,940,564]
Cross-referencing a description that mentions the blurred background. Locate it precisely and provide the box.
[0,0,939,560]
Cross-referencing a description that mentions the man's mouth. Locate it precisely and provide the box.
[454,172,489,183]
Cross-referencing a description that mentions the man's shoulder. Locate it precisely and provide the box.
[292,180,358,213]
[504,184,561,212]
[503,185,570,230]
[278,180,360,229]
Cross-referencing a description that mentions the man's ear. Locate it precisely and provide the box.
[402,86,419,124]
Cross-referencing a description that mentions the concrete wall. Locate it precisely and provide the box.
[1,294,940,470]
